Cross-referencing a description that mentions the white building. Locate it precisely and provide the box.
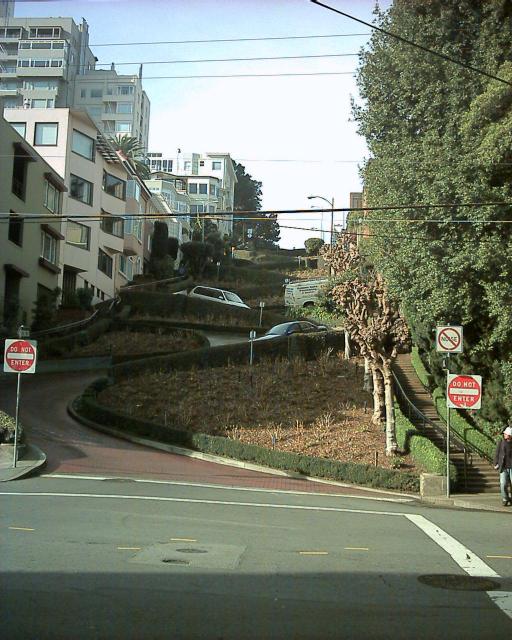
[4,107,131,303]
[147,151,237,238]
[145,172,191,246]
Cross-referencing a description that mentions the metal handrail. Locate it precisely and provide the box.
[392,370,469,488]
[121,275,189,293]
[31,296,119,339]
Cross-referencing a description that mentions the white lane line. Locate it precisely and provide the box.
[0,492,403,517]
[487,592,512,620]
[40,474,414,503]
[405,514,498,577]
[406,514,512,622]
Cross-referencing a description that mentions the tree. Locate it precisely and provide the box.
[353,1,512,430]
[109,135,150,179]
[232,161,280,248]
[180,241,213,277]
[305,237,325,256]
[149,221,174,279]
[323,238,410,455]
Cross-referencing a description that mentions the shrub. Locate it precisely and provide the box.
[76,287,94,311]
[0,410,23,444]
[395,405,457,485]
[32,287,61,330]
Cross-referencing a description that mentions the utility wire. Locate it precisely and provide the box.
[91,32,370,47]
[68,70,357,81]
[310,0,512,87]
[87,52,360,68]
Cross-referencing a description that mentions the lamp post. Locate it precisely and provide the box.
[307,195,335,246]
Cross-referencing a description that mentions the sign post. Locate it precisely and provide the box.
[249,330,257,366]
[259,301,265,327]
[436,324,463,497]
[3,328,37,468]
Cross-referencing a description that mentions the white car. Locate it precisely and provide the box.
[174,285,250,309]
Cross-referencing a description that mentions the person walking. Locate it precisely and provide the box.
[494,426,512,506]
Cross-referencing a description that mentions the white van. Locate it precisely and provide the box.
[284,278,328,308]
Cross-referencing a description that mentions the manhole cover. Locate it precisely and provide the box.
[176,548,208,554]
[418,574,500,591]
[162,559,189,565]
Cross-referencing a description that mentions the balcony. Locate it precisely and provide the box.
[122,233,141,257]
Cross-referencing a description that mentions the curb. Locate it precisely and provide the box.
[0,444,47,482]
[67,400,418,500]
[420,495,510,513]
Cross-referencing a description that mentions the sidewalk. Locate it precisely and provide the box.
[0,443,46,482]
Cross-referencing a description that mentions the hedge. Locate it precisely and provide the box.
[39,318,112,358]
[110,331,346,380]
[410,347,496,461]
[395,405,457,486]
[120,290,287,327]
[75,378,419,493]
[0,410,23,444]
[432,388,496,461]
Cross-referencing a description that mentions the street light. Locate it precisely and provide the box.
[307,195,335,246]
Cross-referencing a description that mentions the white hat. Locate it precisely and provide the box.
[504,427,512,436]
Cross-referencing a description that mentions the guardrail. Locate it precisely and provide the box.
[392,370,469,489]
[120,275,190,293]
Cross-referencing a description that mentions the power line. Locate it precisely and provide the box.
[310,0,512,87]
[68,70,357,81]
[90,32,370,47]
[88,52,360,68]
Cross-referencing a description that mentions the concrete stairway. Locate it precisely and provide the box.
[393,353,498,494]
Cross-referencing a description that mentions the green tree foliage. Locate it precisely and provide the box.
[305,237,325,256]
[32,287,61,331]
[108,135,150,179]
[354,1,512,427]
[181,241,213,277]
[167,237,179,260]
[150,222,174,279]
[205,232,225,262]
[233,161,280,248]
[151,221,168,260]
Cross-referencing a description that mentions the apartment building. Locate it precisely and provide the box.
[145,172,191,246]
[147,151,237,237]
[4,107,132,303]
[0,17,95,110]
[0,16,150,148]
[0,1,14,20]
[74,66,150,150]
[0,111,66,326]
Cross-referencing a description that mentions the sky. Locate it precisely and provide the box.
[12,0,391,248]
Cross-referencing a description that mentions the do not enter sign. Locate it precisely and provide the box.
[447,374,482,410]
[3,339,38,374]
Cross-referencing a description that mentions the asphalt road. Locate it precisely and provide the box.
[1,476,512,639]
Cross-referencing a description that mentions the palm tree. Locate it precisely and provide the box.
[108,134,150,179]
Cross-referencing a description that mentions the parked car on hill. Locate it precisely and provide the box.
[174,285,250,309]
[254,320,328,341]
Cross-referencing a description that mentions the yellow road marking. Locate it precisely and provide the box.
[117,547,141,550]
[8,527,34,531]
[171,538,197,542]
[486,555,512,559]
[299,551,329,555]
[344,547,369,551]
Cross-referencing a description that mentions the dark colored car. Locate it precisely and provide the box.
[255,320,328,341]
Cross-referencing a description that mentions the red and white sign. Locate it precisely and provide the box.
[447,374,482,410]
[436,325,463,353]
[3,339,38,374]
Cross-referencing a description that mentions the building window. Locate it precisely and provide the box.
[40,230,58,265]
[184,161,192,171]
[66,221,90,250]
[8,213,23,246]
[103,171,126,200]
[212,161,222,170]
[34,122,58,146]
[118,85,134,95]
[31,98,54,108]
[209,184,216,195]
[100,212,124,238]
[80,89,86,98]
[117,102,133,114]
[72,129,95,161]
[104,102,116,114]
[90,89,102,98]
[199,183,208,195]
[44,180,61,213]
[10,122,26,138]
[87,106,102,118]
[188,183,198,194]
[98,249,113,278]
[115,121,131,133]
[119,254,133,280]
[29,26,61,39]
[11,157,28,201]
[70,174,93,205]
